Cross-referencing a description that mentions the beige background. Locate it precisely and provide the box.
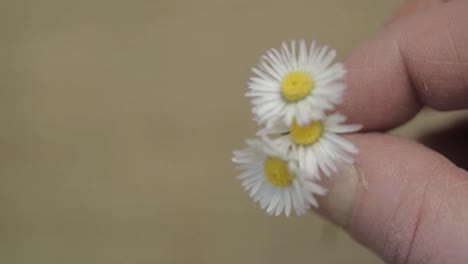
[3,0,465,263]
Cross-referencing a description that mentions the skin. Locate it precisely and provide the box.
[319,0,468,263]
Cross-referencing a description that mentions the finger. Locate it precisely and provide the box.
[339,0,468,131]
[317,133,468,263]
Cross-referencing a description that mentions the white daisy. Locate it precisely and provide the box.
[258,113,362,179]
[232,137,327,216]
[247,39,346,127]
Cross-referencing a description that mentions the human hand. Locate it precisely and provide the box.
[316,1,468,263]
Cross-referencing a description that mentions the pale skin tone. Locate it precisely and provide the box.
[317,0,468,263]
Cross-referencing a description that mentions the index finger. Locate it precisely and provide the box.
[340,0,468,131]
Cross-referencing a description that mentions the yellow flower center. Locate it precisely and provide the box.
[280,71,314,102]
[263,157,293,187]
[290,121,323,145]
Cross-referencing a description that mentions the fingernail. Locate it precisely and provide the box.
[383,0,411,26]
[385,0,442,26]
[317,163,366,227]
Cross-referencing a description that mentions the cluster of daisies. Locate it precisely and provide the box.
[232,40,362,216]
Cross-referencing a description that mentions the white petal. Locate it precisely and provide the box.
[290,40,298,70]
[308,40,319,66]
[324,113,347,126]
[303,147,319,179]
[275,191,285,216]
[290,181,304,215]
[252,67,279,82]
[281,42,294,71]
[325,133,359,153]
[303,180,327,196]
[298,39,308,68]
[327,124,362,134]
[284,189,292,217]
[266,190,281,215]
[248,179,264,197]
[315,49,336,74]
[260,186,274,209]
[259,59,282,81]
[311,46,328,72]
[241,173,262,187]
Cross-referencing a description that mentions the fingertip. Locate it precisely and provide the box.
[317,133,468,263]
[340,1,468,131]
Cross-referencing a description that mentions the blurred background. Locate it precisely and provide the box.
[2,0,467,263]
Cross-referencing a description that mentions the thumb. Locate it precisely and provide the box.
[316,133,468,263]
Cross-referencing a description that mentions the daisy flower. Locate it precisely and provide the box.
[247,39,346,127]
[258,113,362,179]
[232,137,327,216]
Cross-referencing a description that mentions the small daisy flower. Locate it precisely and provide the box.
[232,137,327,216]
[258,113,362,179]
[247,39,346,127]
